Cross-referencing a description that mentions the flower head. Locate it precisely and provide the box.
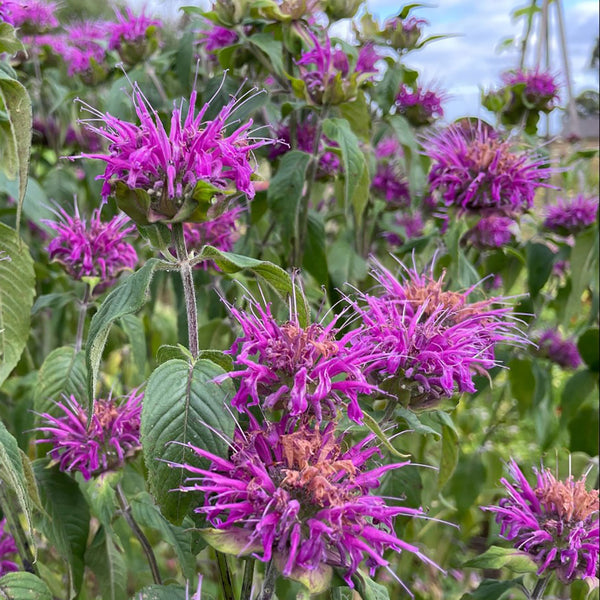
[371,136,409,206]
[36,390,143,481]
[383,15,427,51]
[44,205,137,291]
[425,122,554,214]
[107,8,162,65]
[0,0,58,33]
[395,84,444,127]
[74,84,271,224]
[501,69,560,112]
[221,293,378,423]
[484,459,599,584]
[543,194,598,235]
[61,21,108,80]
[536,329,582,370]
[171,420,439,590]
[0,519,18,577]
[347,259,527,408]
[197,22,239,53]
[463,215,516,249]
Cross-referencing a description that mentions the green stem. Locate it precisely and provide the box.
[172,223,199,359]
[240,557,255,600]
[258,560,277,600]
[74,283,91,353]
[216,550,236,600]
[116,483,162,585]
[530,576,550,600]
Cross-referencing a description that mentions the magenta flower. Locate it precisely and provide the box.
[347,259,528,407]
[44,205,137,290]
[107,8,162,64]
[395,84,444,127]
[0,0,58,32]
[296,30,380,105]
[536,329,582,370]
[464,215,516,249]
[484,459,599,584]
[36,390,143,481]
[171,420,439,591]
[220,293,378,423]
[74,84,272,223]
[543,194,598,235]
[197,22,239,53]
[501,69,560,112]
[425,122,554,214]
[374,136,402,160]
[372,163,410,206]
[0,519,18,577]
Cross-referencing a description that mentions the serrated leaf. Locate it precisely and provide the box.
[141,359,236,524]
[34,347,87,418]
[193,246,310,327]
[86,259,159,408]
[463,546,537,573]
[84,526,127,600]
[156,344,193,364]
[0,572,52,600]
[33,460,90,599]
[0,72,32,231]
[0,225,35,387]
[438,424,459,490]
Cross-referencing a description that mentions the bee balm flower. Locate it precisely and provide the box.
[0,519,18,577]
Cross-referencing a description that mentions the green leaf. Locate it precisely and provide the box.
[525,242,554,297]
[194,246,310,327]
[0,224,35,388]
[86,258,159,407]
[303,212,328,286]
[339,91,371,141]
[463,546,537,573]
[156,344,193,364]
[568,407,599,456]
[0,72,32,231]
[249,33,285,76]
[267,150,311,253]
[438,424,459,490]
[560,369,598,424]
[0,22,23,55]
[388,115,427,197]
[131,492,196,580]
[0,572,52,600]
[361,412,410,458]
[508,358,535,415]
[460,578,525,600]
[322,118,369,222]
[84,526,127,600]
[33,460,90,598]
[34,347,87,417]
[448,452,487,514]
[133,585,189,600]
[199,527,260,556]
[79,473,118,528]
[350,569,391,600]
[120,314,147,384]
[578,327,599,372]
[327,237,367,287]
[396,406,440,438]
[273,555,332,594]
[141,359,236,524]
[567,227,598,323]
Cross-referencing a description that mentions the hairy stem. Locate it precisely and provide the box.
[172,223,199,359]
[259,560,277,600]
[74,283,91,353]
[530,576,550,600]
[215,550,236,600]
[116,483,162,585]
[240,557,256,600]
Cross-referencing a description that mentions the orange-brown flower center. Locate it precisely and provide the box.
[536,472,599,522]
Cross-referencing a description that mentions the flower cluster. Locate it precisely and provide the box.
[106,8,161,65]
[0,519,18,577]
[220,295,377,423]
[463,215,516,249]
[501,69,560,112]
[371,137,410,206]
[543,194,598,235]
[536,329,582,370]
[44,206,137,290]
[425,122,554,214]
[383,15,427,51]
[484,459,599,584]
[183,205,244,258]
[172,420,439,589]
[395,84,444,127]
[296,31,380,105]
[75,86,272,223]
[383,212,425,247]
[197,21,239,54]
[347,259,527,407]
[36,390,143,481]
[0,0,58,32]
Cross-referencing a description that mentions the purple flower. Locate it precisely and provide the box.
[36,390,143,481]
[107,8,162,65]
[296,30,380,105]
[383,15,427,51]
[396,212,424,238]
[374,136,402,160]
[44,205,137,291]
[464,215,516,249]
[501,69,560,112]
[543,195,598,235]
[372,163,410,206]
[425,122,554,214]
[395,84,444,127]
[536,329,582,370]
[197,22,239,53]
[171,420,439,590]
[0,519,18,577]
[74,84,272,222]
[220,293,378,423]
[347,259,528,408]
[484,459,599,584]
[0,0,58,32]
